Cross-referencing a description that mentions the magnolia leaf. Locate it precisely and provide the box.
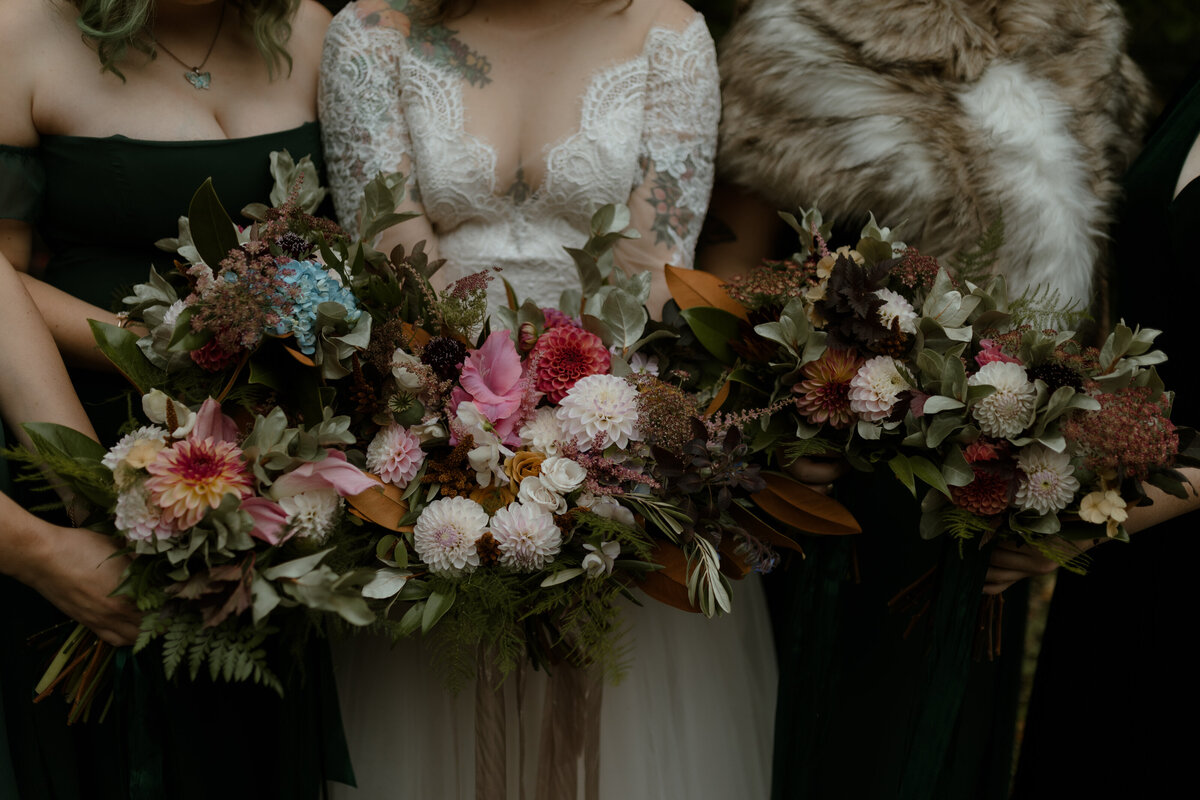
[704,379,731,416]
[664,264,748,321]
[21,421,108,463]
[717,536,753,579]
[751,472,861,535]
[540,568,584,587]
[638,541,700,613]
[346,481,412,532]
[728,503,805,554]
[188,178,240,268]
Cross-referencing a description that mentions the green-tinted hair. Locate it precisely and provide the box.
[72,0,300,79]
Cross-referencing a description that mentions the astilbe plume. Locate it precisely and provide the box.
[1061,385,1178,479]
[558,439,657,496]
[723,258,815,311]
[187,244,298,355]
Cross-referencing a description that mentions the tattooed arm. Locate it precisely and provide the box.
[614,12,720,316]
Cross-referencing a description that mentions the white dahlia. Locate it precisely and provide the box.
[278,489,343,542]
[848,356,909,422]
[519,407,566,455]
[413,496,489,576]
[114,484,173,542]
[556,374,640,451]
[875,288,918,334]
[968,362,1036,438]
[365,423,425,488]
[488,502,562,571]
[1014,444,1080,515]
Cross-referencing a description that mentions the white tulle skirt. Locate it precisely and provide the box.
[329,577,777,799]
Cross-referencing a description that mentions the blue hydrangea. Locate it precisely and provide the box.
[275,260,362,355]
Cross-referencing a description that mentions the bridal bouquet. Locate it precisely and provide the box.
[17,394,379,721]
[680,209,1195,562]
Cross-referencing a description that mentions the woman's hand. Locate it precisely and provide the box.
[9,514,141,646]
[983,539,1102,595]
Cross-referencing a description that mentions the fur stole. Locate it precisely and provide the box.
[718,0,1153,306]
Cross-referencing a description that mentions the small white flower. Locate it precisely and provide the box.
[161,299,187,331]
[1078,489,1128,537]
[410,416,448,444]
[539,456,586,494]
[391,349,425,392]
[968,362,1036,438]
[1014,444,1080,516]
[579,493,636,527]
[556,374,641,451]
[114,484,173,542]
[582,540,621,577]
[875,288,918,334]
[488,502,562,571]
[278,489,343,542]
[848,356,909,422]
[519,407,565,455]
[518,475,567,514]
[142,390,196,438]
[102,426,168,472]
[413,496,489,576]
[468,442,509,488]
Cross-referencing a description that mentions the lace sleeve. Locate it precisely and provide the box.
[616,15,720,311]
[319,3,423,229]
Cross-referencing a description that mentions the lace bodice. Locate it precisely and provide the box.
[319,2,719,310]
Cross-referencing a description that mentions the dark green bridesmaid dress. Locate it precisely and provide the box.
[0,124,354,800]
[1014,66,1200,800]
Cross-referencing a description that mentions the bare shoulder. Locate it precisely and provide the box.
[639,0,703,32]
[290,0,333,53]
[0,0,67,145]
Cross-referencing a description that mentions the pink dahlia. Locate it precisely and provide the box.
[793,348,864,428]
[542,308,580,330]
[365,424,426,488]
[144,438,254,529]
[532,325,611,403]
[950,467,1012,516]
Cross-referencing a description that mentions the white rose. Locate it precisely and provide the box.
[518,475,567,514]
[539,456,586,494]
[391,349,424,392]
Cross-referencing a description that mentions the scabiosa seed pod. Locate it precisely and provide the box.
[421,336,468,381]
[1027,361,1085,393]
[276,231,314,260]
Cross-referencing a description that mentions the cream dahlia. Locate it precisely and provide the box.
[1014,444,1079,515]
[519,407,566,455]
[366,423,425,488]
[968,362,1036,438]
[556,374,641,451]
[875,288,918,334]
[413,496,489,576]
[532,325,611,403]
[488,501,562,571]
[278,489,343,542]
[144,438,254,529]
[848,356,909,422]
[114,484,174,541]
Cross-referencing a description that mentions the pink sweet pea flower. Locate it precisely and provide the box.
[272,450,379,499]
[449,331,530,444]
[975,339,1021,368]
[241,497,290,545]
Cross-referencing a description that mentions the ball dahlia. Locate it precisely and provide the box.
[1014,444,1079,515]
[488,501,562,571]
[556,374,641,451]
[413,496,490,576]
[366,424,425,488]
[968,362,1036,438]
[848,356,908,422]
[532,325,611,403]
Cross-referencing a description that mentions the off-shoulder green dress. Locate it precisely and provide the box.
[0,124,354,800]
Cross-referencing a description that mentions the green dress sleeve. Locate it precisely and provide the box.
[0,145,44,223]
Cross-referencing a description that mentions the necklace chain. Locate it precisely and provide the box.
[152,1,227,89]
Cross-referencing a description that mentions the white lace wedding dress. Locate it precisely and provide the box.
[319,3,776,797]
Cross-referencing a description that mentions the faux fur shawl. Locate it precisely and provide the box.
[718,0,1152,306]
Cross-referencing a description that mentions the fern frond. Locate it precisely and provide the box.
[948,214,1005,285]
[1007,284,1090,331]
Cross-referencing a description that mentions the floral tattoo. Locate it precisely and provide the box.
[642,156,696,247]
[366,0,493,87]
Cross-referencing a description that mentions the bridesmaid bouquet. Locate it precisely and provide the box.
[680,208,1197,565]
[16,394,380,721]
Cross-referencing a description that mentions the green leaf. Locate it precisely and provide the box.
[362,568,411,600]
[942,444,974,486]
[21,421,107,463]
[397,602,424,636]
[679,307,741,364]
[566,247,603,296]
[909,455,952,498]
[421,587,456,633]
[540,568,585,587]
[600,291,648,349]
[188,178,240,268]
[889,453,916,496]
[89,320,167,394]
[261,547,333,581]
[921,395,965,415]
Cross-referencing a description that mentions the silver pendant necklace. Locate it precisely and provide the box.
[152,1,226,90]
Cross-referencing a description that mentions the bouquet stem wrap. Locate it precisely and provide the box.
[534,662,602,800]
